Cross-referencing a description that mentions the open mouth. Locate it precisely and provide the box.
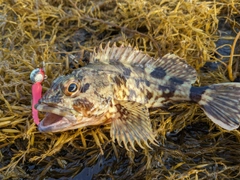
[41,113,64,126]
[35,103,77,132]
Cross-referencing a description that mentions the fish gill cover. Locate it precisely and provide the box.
[0,0,240,179]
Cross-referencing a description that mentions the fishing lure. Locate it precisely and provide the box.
[30,68,45,125]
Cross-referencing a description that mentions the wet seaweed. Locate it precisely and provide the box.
[0,0,240,179]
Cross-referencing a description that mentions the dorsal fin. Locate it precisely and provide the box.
[90,42,197,84]
[152,54,197,84]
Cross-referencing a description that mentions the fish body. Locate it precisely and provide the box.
[36,43,240,150]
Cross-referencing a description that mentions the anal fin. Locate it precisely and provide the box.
[110,100,157,151]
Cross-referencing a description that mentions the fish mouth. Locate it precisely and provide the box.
[35,103,78,132]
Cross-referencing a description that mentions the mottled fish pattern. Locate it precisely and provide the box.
[36,43,240,150]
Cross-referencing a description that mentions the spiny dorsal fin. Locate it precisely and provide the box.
[90,42,197,84]
[110,100,158,151]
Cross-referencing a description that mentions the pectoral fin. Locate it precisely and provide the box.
[110,100,157,150]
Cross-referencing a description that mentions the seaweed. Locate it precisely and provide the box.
[0,0,240,179]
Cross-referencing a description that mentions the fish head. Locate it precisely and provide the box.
[36,70,113,132]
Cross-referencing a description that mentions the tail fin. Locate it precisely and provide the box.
[195,83,240,130]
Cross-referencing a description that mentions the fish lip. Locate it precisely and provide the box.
[35,103,74,117]
[35,103,78,132]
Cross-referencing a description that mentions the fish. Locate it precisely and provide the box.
[36,43,240,150]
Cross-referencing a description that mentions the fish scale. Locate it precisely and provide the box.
[36,42,240,150]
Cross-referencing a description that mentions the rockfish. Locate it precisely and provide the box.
[36,43,240,150]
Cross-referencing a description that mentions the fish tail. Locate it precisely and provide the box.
[190,83,240,130]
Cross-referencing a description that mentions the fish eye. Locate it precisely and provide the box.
[63,81,80,96]
[68,83,78,93]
